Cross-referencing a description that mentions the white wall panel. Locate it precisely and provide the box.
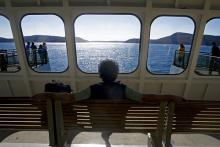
[122,82,139,91]
[204,84,220,101]
[0,80,12,97]
[188,83,206,100]
[10,80,29,96]
[162,83,185,96]
[143,83,161,94]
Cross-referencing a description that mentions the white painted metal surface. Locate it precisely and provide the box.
[0,0,219,100]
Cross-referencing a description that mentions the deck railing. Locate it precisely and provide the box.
[173,50,190,68]
[0,49,20,71]
[0,49,49,71]
[173,50,220,73]
[27,50,49,67]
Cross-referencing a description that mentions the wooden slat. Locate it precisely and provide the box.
[61,100,162,134]
[172,101,220,133]
[0,97,48,130]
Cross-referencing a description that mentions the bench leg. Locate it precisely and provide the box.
[54,100,67,147]
[155,102,167,147]
[147,133,155,147]
[163,102,175,147]
[47,99,56,146]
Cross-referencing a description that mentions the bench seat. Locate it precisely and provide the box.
[0,97,56,146]
[164,100,220,147]
[51,98,168,147]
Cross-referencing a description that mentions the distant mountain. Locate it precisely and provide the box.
[75,37,89,42]
[0,33,220,46]
[150,32,193,45]
[23,35,88,43]
[0,37,13,42]
[23,35,65,42]
[202,35,220,46]
[124,38,140,43]
[150,32,220,46]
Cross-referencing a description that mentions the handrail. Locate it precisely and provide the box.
[0,49,49,69]
[173,50,190,68]
[173,50,220,72]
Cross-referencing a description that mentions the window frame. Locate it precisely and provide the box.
[146,15,196,75]
[20,13,69,73]
[73,13,142,74]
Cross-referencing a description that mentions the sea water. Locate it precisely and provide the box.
[0,42,212,73]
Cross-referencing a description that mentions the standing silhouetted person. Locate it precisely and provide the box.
[25,42,30,60]
[209,42,220,75]
[38,44,44,65]
[178,43,185,68]
[42,42,48,64]
[31,42,37,67]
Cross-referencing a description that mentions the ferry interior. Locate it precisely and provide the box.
[0,0,220,147]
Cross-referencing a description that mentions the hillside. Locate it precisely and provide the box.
[150,32,193,45]
[150,32,220,45]
[0,35,88,43]
[0,33,220,45]
[124,38,139,43]
[0,37,13,42]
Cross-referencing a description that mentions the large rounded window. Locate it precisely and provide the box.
[21,14,68,73]
[74,14,141,73]
[147,16,195,75]
[0,16,20,73]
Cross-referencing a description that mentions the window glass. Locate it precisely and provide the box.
[195,18,220,76]
[74,14,141,73]
[0,16,20,72]
[21,14,68,72]
[147,16,195,74]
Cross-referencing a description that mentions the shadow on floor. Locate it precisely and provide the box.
[208,134,220,140]
[101,132,112,147]
[0,130,18,142]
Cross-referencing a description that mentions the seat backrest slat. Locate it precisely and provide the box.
[172,101,220,133]
[61,100,162,133]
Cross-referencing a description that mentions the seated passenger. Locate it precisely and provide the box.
[53,59,185,103]
[75,59,141,101]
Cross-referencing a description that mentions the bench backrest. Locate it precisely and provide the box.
[0,96,57,146]
[62,99,166,133]
[0,97,48,130]
[52,98,168,147]
[172,100,220,133]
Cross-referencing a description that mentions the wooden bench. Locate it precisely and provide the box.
[0,97,56,146]
[164,100,220,147]
[47,95,171,147]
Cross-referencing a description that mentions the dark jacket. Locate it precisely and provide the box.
[212,45,220,57]
[90,82,126,99]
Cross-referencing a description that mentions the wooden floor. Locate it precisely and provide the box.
[0,131,220,147]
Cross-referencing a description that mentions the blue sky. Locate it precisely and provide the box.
[204,19,220,36]
[150,16,195,39]
[0,15,220,40]
[21,15,65,37]
[74,15,141,41]
[0,16,14,38]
